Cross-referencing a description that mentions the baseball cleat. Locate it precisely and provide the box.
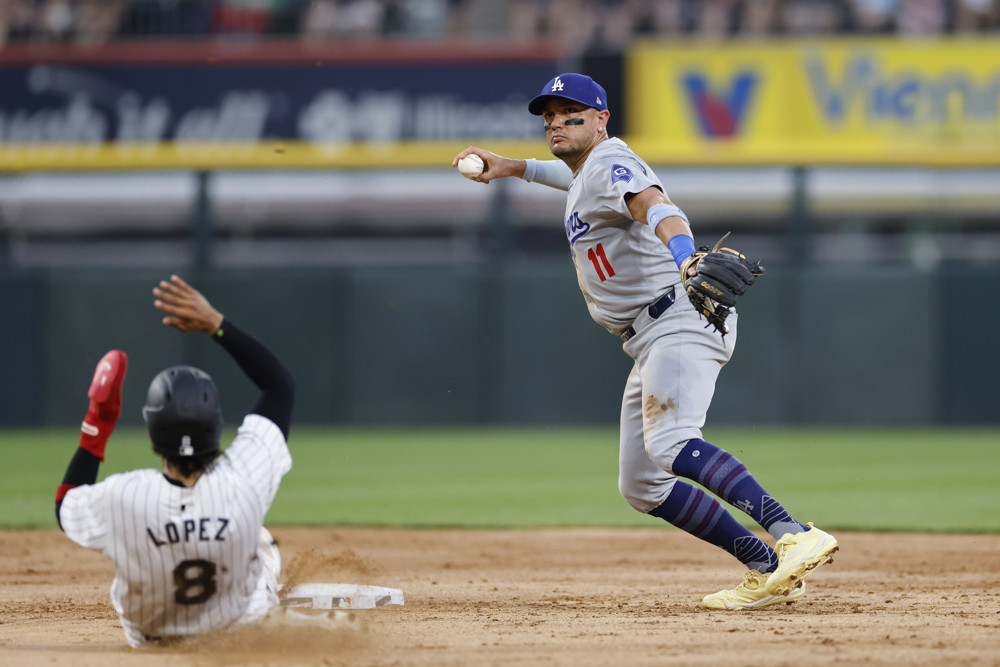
[702,569,806,610]
[766,522,838,596]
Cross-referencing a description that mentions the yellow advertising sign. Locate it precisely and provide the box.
[627,38,1000,166]
[0,140,551,172]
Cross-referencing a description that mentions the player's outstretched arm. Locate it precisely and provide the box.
[55,350,128,529]
[453,146,573,191]
[153,275,296,439]
[452,146,527,183]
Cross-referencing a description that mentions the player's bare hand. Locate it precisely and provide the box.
[452,146,526,183]
[153,275,224,335]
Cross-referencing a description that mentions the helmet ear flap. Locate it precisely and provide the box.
[143,366,222,457]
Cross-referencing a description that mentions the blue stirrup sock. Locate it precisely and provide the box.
[649,480,777,573]
[672,438,807,541]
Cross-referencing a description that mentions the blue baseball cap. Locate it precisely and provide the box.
[528,73,608,116]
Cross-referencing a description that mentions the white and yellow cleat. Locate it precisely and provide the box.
[767,522,839,596]
[702,569,806,610]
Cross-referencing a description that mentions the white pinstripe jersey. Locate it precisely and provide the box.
[565,138,682,334]
[59,414,291,647]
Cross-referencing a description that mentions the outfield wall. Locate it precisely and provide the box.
[1,261,994,427]
[2,37,998,427]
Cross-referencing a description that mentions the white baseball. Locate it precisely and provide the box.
[457,154,485,180]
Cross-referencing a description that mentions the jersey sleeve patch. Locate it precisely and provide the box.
[610,164,634,185]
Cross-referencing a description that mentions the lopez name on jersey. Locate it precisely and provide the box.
[147,517,231,547]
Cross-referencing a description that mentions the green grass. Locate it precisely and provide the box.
[4,426,998,532]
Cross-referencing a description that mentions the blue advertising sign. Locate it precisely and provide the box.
[0,43,559,146]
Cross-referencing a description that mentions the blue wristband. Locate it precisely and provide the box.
[667,234,696,269]
[646,203,689,234]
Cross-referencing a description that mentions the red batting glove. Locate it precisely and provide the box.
[80,350,128,461]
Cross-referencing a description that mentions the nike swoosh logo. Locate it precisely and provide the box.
[98,361,112,386]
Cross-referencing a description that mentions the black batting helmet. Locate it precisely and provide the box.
[142,365,222,457]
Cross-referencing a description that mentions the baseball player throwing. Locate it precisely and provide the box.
[453,73,838,609]
[56,275,295,646]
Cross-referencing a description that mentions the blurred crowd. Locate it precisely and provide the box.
[0,0,997,51]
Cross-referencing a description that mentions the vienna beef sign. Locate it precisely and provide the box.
[627,37,1000,166]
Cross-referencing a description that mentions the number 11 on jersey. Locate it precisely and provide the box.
[588,243,616,281]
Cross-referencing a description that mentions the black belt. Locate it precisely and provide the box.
[620,286,676,342]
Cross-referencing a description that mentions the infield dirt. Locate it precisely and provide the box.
[1,528,998,666]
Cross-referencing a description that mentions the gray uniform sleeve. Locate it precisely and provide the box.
[522,158,574,191]
[580,152,663,223]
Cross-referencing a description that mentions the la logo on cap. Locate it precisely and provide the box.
[551,76,565,92]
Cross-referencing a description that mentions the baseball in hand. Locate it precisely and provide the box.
[457,154,485,179]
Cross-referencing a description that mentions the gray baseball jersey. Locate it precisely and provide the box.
[59,414,291,648]
[564,137,682,335]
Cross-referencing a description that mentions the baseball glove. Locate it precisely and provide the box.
[679,233,765,335]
